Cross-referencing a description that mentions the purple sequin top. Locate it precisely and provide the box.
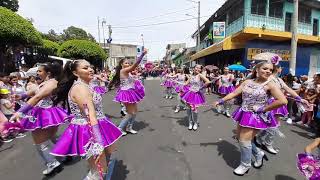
[241,80,269,112]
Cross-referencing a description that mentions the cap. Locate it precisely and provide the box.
[0,89,10,95]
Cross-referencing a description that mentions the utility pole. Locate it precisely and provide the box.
[290,0,298,75]
[107,25,113,68]
[97,17,101,44]
[197,1,200,52]
[102,19,106,48]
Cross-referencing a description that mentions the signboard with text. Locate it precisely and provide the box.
[247,48,291,61]
[213,22,225,39]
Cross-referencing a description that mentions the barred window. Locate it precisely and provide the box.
[251,0,267,16]
[269,0,283,18]
[299,5,311,24]
[228,0,244,24]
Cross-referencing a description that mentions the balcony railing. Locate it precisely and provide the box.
[225,14,315,37]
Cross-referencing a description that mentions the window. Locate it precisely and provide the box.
[269,0,283,18]
[228,0,244,24]
[251,0,267,16]
[299,5,311,24]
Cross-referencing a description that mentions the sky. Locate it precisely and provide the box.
[18,0,225,61]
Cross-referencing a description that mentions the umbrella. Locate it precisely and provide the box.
[253,52,282,61]
[228,64,247,72]
[205,65,218,71]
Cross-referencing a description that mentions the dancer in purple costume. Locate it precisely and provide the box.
[255,57,308,155]
[173,68,187,113]
[51,60,121,179]
[213,61,287,176]
[109,49,147,136]
[217,67,235,117]
[182,65,210,131]
[163,69,176,99]
[10,62,68,176]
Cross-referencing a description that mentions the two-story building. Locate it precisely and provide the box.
[191,0,320,76]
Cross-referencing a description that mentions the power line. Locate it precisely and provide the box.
[112,6,196,25]
[112,15,211,29]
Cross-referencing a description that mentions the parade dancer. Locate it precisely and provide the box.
[10,62,68,176]
[51,60,122,179]
[182,65,210,131]
[213,61,287,176]
[163,69,176,99]
[217,67,235,117]
[173,68,186,113]
[255,57,308,155]
[109,49,147,136]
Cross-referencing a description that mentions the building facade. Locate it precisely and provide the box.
[191,0,320,76]
[102,43,137,69]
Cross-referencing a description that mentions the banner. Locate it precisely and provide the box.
[247,48,291,61]
[213,22,225,38]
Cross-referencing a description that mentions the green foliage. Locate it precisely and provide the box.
[0,7,42,45]
[58,40,106,62]
[0,0,19,12]
[61,26,95,42]
[38,39,60,56]
[41,29,62,43]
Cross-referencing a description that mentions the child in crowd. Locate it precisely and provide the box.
[298,88,317,127]
[0,88,14,120]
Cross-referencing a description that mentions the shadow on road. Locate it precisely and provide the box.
[200,140,240,169]
[105,113,122,119]
[275,174,297,180]
[177,116,188,127]
[111,160,129,180]
[133,121,149,131]
[290,129,314,139]
[0,142,14,153]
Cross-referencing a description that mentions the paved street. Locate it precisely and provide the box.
[0,80,313,180]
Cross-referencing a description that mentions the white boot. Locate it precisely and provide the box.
[188,122,193,130]
[42,161,61,175]
[126,125,138,134]
[193,123,198,131]
[253,151,268,168]
[264,144,278,154]
[225,110,231,117]
[286,118,293,124]
[233,164,250,176]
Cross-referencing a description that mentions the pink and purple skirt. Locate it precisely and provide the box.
[134,80,145,97]
[297,153,320,180]
[93,86,107,95]
[268,99,289,117]
[232,107,278,130]
[163,80,175,88]
[218,85,235,95]
[114,88,144,104]
[181,91,206,106]
[20,106,68,131]
[1,122,24,137]
[51,117,122,157]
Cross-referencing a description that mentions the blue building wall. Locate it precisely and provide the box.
[244,40,311,76]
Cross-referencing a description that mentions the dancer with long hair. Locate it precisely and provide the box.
[163,69,176,99]
[255,57,308,155]
[182,65,210,131]
[217,67,235,117]
[173,68,187,113]
[51,60,122,179]
[10,62,68,176]
[213,61,287,176]
[109,50,147,136]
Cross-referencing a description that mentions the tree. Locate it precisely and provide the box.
[61,26,96,42]
[0,7,42,45]
[38,40,60,56]
[0,7,42,72]
[0,0,19,12]
[41,29,62,43]
[58,40,106,67]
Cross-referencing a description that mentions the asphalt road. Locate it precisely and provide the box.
[0,79,313,180]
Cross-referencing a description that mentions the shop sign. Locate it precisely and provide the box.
[247,48,291,61]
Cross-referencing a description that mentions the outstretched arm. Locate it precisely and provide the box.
[123,50,147,74]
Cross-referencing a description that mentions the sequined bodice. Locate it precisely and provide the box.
[36,80,54,108]
[176,74,185,83]
[241,80,269,111]
[120,75,135,90]
[68,81,105,122]
[221,75,232,86]
[271,77,284,90]
[189,75,202,92]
